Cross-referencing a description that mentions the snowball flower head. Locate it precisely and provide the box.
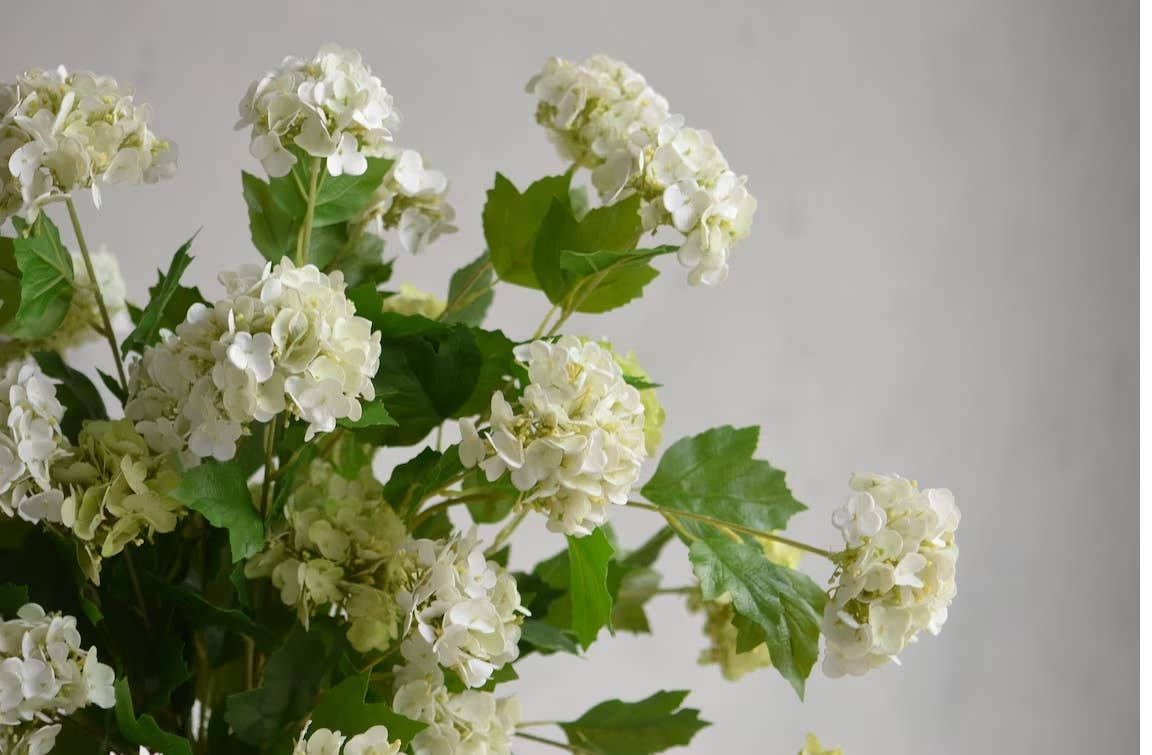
[459,336,647,536]
[0,603,115,740]
[125,257,382,464]
[527,55,756,285]
[396,529,526,688]
[0,358,67,525]
[392,644,520,755]
[237,45,400,178]
[822,473,960,677]
[0,66,176,221]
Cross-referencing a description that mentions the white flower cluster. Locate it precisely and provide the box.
[397,529,525,688]
[245,458,410,653]
[0,359,67,525]
[292,724,400,755]
[393,638,519,755]
[0,603,115,754]
[363,148,457,255]
[125,258,382,464]
[460,336,646,537]
[237,45,399,179]
[527,55,756,285]
[0,66,176,221]
[822,473,960,677]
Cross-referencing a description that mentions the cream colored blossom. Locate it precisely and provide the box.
[527,55,755,285]
[0,358,67,524]
[0,603,115,747]
[379,284,445,319]
[0,66,176,220]
[237,45,399,178]
[822,474,960,677]
[362,148,456,255]
[459,336,647,536]
[124,258,382,464]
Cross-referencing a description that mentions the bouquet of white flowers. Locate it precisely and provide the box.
[0,46,959,755]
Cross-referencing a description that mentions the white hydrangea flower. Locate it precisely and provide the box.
[236,45,399,179]
[459,336,647,537]
[396,529,525,688]
[0,603,115,745]
[527,55,756,285]
[362,148,457,255]
[245,457,409,653]
[0,359,67,525]
[125,258,382,464]
[292,725,402,755]
[392,643,519,755]
[0,66,176,221]
[822,474,960,677]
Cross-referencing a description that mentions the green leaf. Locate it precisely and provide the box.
[121,233,198,354]
[31,351,107,440]
[560,690,710,755]
[689,537,825,697]
[483,172,572,288]
[149,577,271,645]
[611,565,661,634]
[0,238,21,329]
[454,326,518,418]
[224,622,343,746]
[242,171,296,262]
[519,619,581,656]
[169,460,264,562]
[97,369,127,404]
[0,583,29,616]
[382,446,464,518]
[272,156,392,227]
[641,426,806,540]
[442,252,495,326]
[567,529,615,649]
[4,216,74,339]
[338,400,398,428]
[531,195,655,312]
[310,673,425,744]
[464,470,518,524]
[115,678,194,755]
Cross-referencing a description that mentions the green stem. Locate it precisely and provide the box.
[409,492,494,529]
[325,215,369,273]
[123,550,152,631]
[438,259,495,321]
[65,198,128,392]
[258,420,279,517]
[515,732,592,754]
[296,157,322,266]
[532,305,559,340]
[626,500,838,560]
[487,506,528,554]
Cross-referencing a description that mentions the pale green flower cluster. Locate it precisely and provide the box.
[607,345,665,455]
[245,457,411,653]
[799,733,844,755]
[379,284,446,319]
[53,419,184,582]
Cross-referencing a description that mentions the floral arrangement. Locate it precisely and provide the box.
[0,46,959,755]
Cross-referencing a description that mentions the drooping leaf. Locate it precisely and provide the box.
[97,369,127,404]
[0,237,22,329]
[115,678,194,755]
[32,351,107,439]
[442,252,495,326]
[121,233,199,353]
[4,216,74,339]
[560,690,710,755]
[641,426,806,540]
[567,529,615,649]
[224,622,343,746]
[169,460,264,562]
[242,171,296,262]
[309,672,425,744]
[689,537,825,697]
[611,565,661,634]
[519,619,581,656]
[483,172,572,288]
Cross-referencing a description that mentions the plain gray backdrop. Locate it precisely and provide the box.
[1,1,1137,752]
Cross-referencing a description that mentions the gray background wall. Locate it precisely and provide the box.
[1,1,1137,752]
